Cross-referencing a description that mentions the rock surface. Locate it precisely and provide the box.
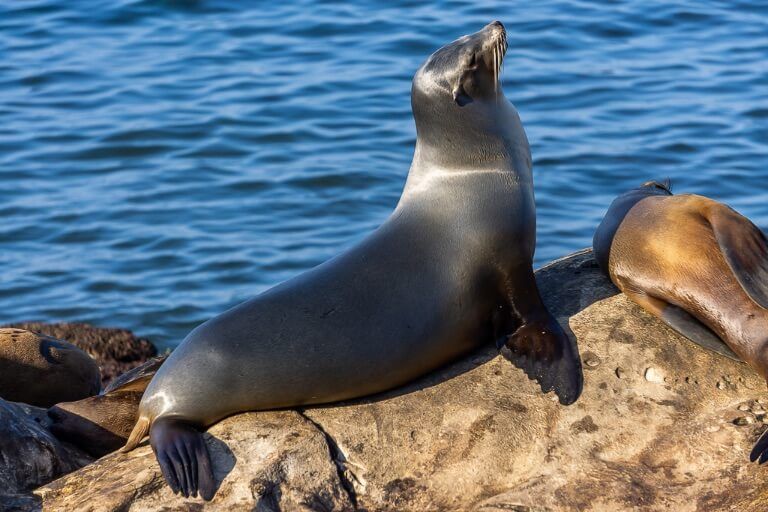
[0,398,92,508]
[2,322,158,387]
[34,250,768,511]
[37,411,354,511]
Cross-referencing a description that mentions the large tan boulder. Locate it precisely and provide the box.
[34,250,768,511]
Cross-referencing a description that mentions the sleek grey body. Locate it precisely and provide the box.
[141,104,534,426]
[127,22,582,500]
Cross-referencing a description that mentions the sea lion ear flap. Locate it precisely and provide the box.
[708,205,768,309]
[40,338,66,364]
[452,82,473,107]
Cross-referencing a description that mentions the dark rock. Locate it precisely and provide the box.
[0,398,91,505]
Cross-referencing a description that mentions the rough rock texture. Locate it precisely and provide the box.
[34,250,768,511]
[2,322,157,387]
[0,398,92,508]
[37,411,355,511]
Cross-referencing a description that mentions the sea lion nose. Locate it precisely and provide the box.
[484,20,506,39]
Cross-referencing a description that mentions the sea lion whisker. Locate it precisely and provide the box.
[493,46,499,96]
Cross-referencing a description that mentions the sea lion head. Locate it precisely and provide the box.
[413,20,507,110]
[638,179,673,196]
[409,22,529,172]
[48,392,143,457]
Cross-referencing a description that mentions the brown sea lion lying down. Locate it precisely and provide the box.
[0,328,101,408]
[593,181,768,462]
[48,356,166,457]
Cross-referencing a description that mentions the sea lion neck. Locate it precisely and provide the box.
[401,99,532,199]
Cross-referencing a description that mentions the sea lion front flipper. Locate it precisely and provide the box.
[708,205,768,309]
[500,314,583,405]
[150,418,216,500]
[623,288,741,361]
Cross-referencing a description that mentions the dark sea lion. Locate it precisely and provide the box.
[48,356,166,457]
[0,328,101,408]
[123,21,583,500]
[593,181,768,462]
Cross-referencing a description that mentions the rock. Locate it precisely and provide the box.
[2,322,158,387]
[34,250,768,511]
[0,328,101,407]
[584,356,600,368]
[36,411,354,511]
[644,367,666,384]
[734,416,755,426]
[0,397,91,505]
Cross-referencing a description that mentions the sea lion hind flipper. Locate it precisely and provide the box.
[709,205,768,309]
[104,355,167,394]
[499,315,583,405]
[623,288,741,361]
[660,304,741,361]
[149,418,216,501]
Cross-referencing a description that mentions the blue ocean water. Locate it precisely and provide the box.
[1,1,766,350]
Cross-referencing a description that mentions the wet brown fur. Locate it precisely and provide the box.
[0,328,101,408]
[601,193,768,378]
[48,356,165,457]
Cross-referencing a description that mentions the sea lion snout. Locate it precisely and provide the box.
[483,20,506,38]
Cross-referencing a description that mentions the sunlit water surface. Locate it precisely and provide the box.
[1,1,766,349]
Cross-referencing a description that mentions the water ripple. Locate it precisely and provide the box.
[1,0,766,349]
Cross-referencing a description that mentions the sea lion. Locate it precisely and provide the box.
[124,21,583,500]
[0,328,101,407]
[593,181,768,462]
[48,356,166,457]
[3,321,158,387]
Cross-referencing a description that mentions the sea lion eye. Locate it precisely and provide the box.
[452,82,473,107]
[468,53,476,67]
